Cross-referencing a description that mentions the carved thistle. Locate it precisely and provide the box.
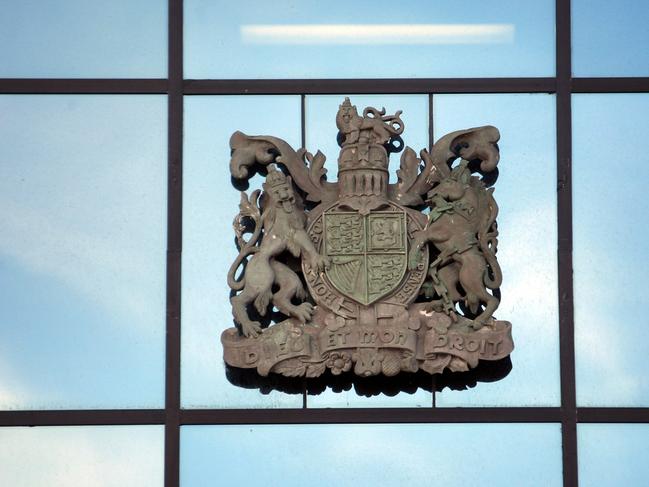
[222,97,513,379]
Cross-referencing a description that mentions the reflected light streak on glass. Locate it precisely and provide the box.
[241,24,515,45]
[186,0,553,78]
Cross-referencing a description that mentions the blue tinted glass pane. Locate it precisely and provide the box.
[185,0,554,78]
[573,0,649,76]
[181,423,562,486]
[304,94,431,407]
[0,1,167,78]
[0,95,166,409]
[432,94,560,406]
[573,94,649,406]
[0,426,164,487]
[182,95,303,408]
[578,424,649,487]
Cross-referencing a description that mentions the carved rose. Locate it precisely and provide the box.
[324,314,346,332]
[325,352,352,375]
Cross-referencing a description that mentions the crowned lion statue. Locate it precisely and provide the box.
[228,164,329,337]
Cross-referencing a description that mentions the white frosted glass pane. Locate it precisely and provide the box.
[433,94,560,406]
[0,1,167,78]
[573,94,649,406]
[182,95,303,408]
[181,423,562,487]
[185,0,554,78]
[0,95,166,409]
[578,424,649,487]
[573,0,649,76]
[0,426,164,487]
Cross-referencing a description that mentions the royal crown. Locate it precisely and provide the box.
[335,98,404,198]
[263,163,288,188]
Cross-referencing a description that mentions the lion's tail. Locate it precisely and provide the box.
[228,206,268,291]
[479,188,503,290]
[483,243,502,289]
[227,247,257,291]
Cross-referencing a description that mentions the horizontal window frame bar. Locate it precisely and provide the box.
[577,408,649,423]
[0,409,166,426]
[2,408,649,427]
[182,78,557,94]
[0,79,168,94]
[180,407,562,424]
[1,77,648,95]
[572,77,649,93]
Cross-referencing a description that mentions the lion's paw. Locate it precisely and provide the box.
[292,303,314,323]
[310,254,330,273]
[241,321,262,338]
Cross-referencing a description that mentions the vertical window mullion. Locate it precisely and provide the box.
[165,1,183,487]
[556,0,578,486]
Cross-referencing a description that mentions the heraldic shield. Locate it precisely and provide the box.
[222,97,513,380]
[323,209,407,305]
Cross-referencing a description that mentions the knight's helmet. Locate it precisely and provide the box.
[335,97,404,199]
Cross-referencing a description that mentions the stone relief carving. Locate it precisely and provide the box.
[222,97,513,380]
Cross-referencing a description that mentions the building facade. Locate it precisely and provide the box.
[1,1,648,485]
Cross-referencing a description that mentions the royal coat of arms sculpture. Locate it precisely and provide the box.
[222,98,513,379]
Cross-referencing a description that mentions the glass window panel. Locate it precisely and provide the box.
[0,426,164,487]
[304,94,431,407]
[182,95,303,408]
[0,0,167,78]
[185,0,554,79]
[573,0,649,77]
[573,94,649,406]
[578,424,649,487]
[432,94,560,406]
[0,95,166,409]
[181,423,562,487]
